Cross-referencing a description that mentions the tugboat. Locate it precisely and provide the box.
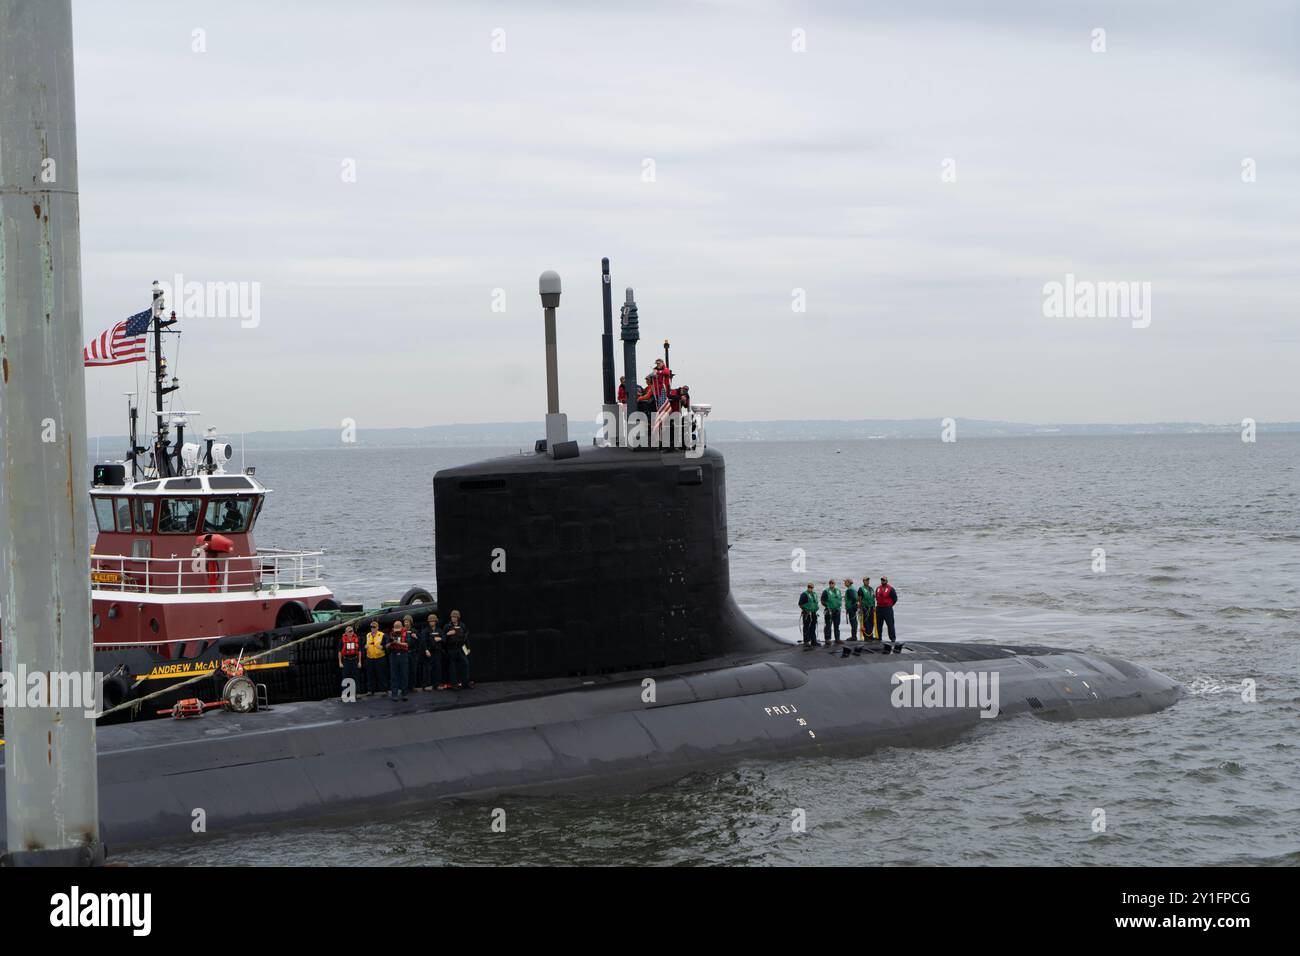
[4,283,433,721]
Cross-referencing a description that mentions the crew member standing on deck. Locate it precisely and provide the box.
[425,613,445,690]
[636,374,657,421]
[798,583,819,646]
[444,609,472,690]
[385,618,411,700]
[363,620,387,696]
[875,576,899,644]
[403,613,425,691]
[843,578,859,642]
[859,577,877,640]
[338,623,361,697]
[821,579,842,644]
[652,357,672,409]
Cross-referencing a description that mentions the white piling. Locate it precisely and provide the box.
[0,0,103,865]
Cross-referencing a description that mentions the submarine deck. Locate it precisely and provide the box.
[7,638,1072,760]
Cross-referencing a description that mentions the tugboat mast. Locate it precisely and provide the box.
[125,392,142,481]
[149,280,180,477]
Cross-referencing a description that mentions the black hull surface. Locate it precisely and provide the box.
[0,638,1181,851]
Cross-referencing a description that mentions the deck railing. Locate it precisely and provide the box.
[90,548,325,595]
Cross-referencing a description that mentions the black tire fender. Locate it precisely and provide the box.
[101,674,133,710]
[275,600,312,629]
[399,587,434,607]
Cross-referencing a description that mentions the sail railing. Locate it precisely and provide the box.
[650,400,706,450]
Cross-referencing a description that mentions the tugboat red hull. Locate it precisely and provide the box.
[90,586,334,659]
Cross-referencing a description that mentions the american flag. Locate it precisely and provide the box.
[83,308,151,367]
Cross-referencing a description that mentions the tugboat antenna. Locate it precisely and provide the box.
[123,392,141,480]
[150,281,168,475]
[148,282,180,477]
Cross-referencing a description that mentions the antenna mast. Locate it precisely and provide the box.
[149,281,179,476]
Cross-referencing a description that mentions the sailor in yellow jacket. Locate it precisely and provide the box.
[363,620,388,695]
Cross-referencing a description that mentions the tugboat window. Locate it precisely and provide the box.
[134,498,156,533]
[115,498,133,532]
[158,497,203,534]
[247,495,265,530]
[93,497,116,532]
[204,497,253,533]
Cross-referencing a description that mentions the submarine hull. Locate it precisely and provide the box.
[0,637,1180,850]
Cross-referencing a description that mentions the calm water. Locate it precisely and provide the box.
[122,434,1300,866]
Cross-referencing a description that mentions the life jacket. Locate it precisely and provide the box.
[843,587,858,610]
[365,632,386,659]
[799,590,818,612]
[388,628,410,654]
[875,585,896,609]
[822,587,842,611]
[341,634,360,657]
[858,586,875,609]
[653,365,672,399]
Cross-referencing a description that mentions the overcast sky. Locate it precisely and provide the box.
[70,0,1298,437]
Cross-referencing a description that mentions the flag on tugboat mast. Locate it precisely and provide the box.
[83,308,151,366]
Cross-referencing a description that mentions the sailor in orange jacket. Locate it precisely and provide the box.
[338,624,361,696]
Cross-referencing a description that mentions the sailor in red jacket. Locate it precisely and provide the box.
[651,358,672,409]
[385,621,412,701]
[337,624,361,697]
[874,577,900,645]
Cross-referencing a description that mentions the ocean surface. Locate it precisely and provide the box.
[122,434,1300,866]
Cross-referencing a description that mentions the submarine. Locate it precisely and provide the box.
[0,260,1181,853]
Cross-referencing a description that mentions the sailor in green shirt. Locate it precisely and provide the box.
[820,579,843,644]
[843,578,859,642]
[858,577,877,640]
[798,583,820,646]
